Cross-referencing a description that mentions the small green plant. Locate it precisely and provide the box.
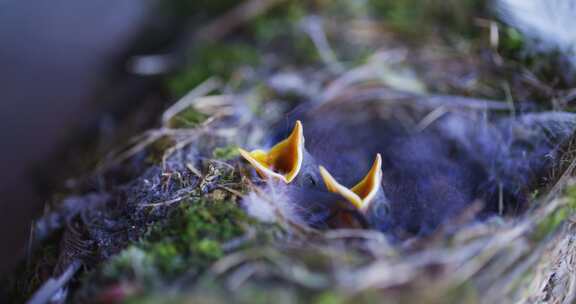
[499,26,525,55]
[212,145,240,160]
[531,186,576,242]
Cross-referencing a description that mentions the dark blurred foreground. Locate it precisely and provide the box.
[0,0,153,272]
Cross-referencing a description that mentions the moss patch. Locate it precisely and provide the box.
[249,1,318,65]
[167,107,209,129]
[212,145,240,160]
[496,22,576,103]
[167,43,259,97]
[76,198,263,300]
[368,0,485,38]
[531,186,576,242]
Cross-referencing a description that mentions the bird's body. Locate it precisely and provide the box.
[243,100,576,240]
[294,104,488,238]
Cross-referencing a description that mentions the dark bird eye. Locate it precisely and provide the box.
[374,203,391,218]
[303,174,317,187]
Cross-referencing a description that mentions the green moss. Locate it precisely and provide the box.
[79,198,260,300]
[440,281,479,304]
[250,1,306,42]
[369,0,420,32]
[531,186,576,242]
[142,199,251,276]
[532,207,568,242]
[167,43,259,97]
[499,26,525,55]
[248,1,318,64]
[124,294,186,304]
[101,246,157,281]
[313,292,345,304]
[182,281,319,304]
[497,23,575,94]
[164,1,320,98]
[568,186,576,210]
[167,107,209,128]
[212,145,240,160]
[368,0,485,38]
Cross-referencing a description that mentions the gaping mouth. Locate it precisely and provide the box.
[239,120,304,183]
[319,153,382,212]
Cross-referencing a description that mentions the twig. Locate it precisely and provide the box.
[27,260,81,304]
[141,195,188,208]
[484,229,560,303]
[161,77,221,125]
[542,157,576,203]
[217,185,245,198]
[319,64,377,103]
[226,262,269,290]
[322,229,387,242]
[96,129,166,172]
[300,16,344,74]
[320,84,511,112]
[415,106,449,132]
[186,162,203,178]
[211,247,272,275]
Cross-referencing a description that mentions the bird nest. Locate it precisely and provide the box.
[17,72,576,303]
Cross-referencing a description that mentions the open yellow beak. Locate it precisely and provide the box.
[319,154,382,212]
[238,120,304,183]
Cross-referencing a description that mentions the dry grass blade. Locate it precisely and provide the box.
[300,16,344,73]
[27,260,81,304]
[161,77,221,125]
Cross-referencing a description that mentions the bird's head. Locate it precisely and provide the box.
[292,153,390,229]
[239,122,389,230]
[238,120,321,187]
[319,153,390,227]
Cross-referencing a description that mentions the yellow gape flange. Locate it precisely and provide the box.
[239,120,304,183]
[320,154,382,212]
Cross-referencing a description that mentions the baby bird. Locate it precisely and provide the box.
[239,106,576,240]
[293,105,483,238]
[239,120,380,229]
[238,121,321,187]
